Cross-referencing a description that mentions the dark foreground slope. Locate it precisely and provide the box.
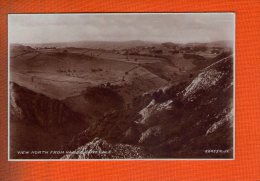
[62,55,233,159]
[10,82,87,159]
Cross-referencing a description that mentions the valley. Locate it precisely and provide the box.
[9,41,233,159]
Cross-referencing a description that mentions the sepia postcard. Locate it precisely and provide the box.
[8,13,235,160]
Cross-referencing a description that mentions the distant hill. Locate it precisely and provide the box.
[184,40,233,48]
[10,43,34,51]
[21,40,233,50]
[25,40,159,50]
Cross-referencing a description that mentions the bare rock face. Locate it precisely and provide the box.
[10,84,23,121]
[139,126,163,145]
[183,69,224,100]
[206,108,233,136]
[62,137,150,159]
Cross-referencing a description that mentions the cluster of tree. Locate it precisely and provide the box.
[152,49,163,54]
[43,47,57,49]
[57,68,76,73]
[180,46,207,53]
[183,53,206,61]
[91,68,103,72]
[193,46,207,52]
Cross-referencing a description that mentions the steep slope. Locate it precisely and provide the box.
[63,55,233,159]
[10,82,85,127]
[10,82,87,159]
[131,55,233,158]
[64,86,125,120]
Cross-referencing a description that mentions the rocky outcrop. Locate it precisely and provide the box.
[206,108,233,136]
[183,69,224,100]
[62,137,150,159]
[139,126,163,145]
[137,99,173,125]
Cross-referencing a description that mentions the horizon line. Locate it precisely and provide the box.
[10,39,233,45]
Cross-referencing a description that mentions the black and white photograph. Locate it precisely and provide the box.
[8,13,234,160]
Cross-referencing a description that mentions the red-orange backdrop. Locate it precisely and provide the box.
[0,0,260,180]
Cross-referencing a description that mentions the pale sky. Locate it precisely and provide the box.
[8,13,234,44]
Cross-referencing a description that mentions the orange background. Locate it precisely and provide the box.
[0,0,260,180]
